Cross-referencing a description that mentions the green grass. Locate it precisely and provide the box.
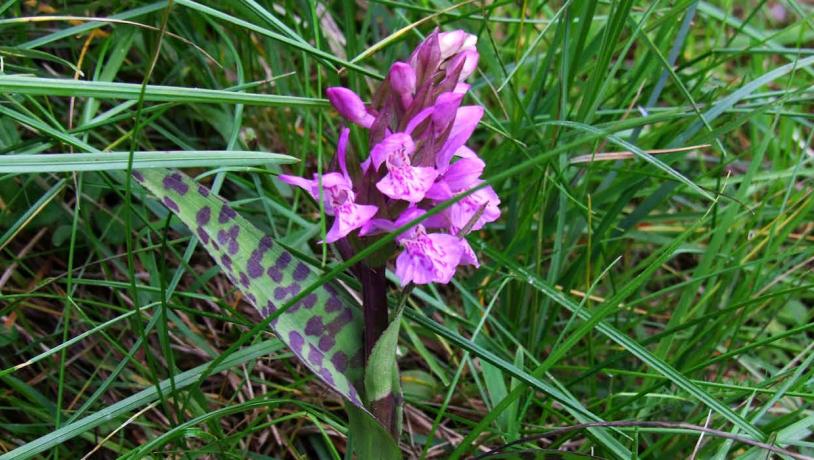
[1,0,813,458]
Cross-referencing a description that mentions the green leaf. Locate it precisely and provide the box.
[133,168,366,409]
[347,404,402,460]
[0,75,328,107]
[0,151,296,173]
[365,310,402,403]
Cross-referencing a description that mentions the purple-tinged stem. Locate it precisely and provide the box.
[358,264,398,436]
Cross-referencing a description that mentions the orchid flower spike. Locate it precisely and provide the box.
[280,29,500,285]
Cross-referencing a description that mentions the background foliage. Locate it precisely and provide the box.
[1,0,813,458]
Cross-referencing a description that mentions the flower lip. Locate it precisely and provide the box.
[371,133,416,171]
[370,133,438,203]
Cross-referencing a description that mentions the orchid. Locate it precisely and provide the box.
[283,29,500,287]
[280,32,500,441]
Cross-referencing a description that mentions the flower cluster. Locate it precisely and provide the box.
[281,30,500,286]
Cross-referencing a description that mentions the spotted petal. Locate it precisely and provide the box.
[326,203,379,243]
[377,166,438,203]
[395,231,465,286]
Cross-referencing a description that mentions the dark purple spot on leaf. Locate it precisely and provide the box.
[274,287,287,300]
[259,235,273,251]
[162,173,189,195]
[318,334,335,352]
[308,346,323,367]
[197,185,210,197]
[261,301,277,317]
[326,296,343,312]
[218,206,237,224]
[196,207,211,226]
[247,251,264,278]
[287,283,301,296]
[196,228,209,244]
[293,262,309,281]
[239,272,250,288]
[221,254,232,271]
[331,351,348,372]
[289,331,304,355]
[217,225,240,255]
[302,293,317,309]
[319,368,334,386]
[267,266,283,283]
[327,309,353,334]
[305,316,324,336]
[132,171,144,182]
[162,196,179,212]
[275,252,292,269]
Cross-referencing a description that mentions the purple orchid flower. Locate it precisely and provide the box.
[281,29,499,286]
[392,208,473,286]
[370,133,438,203]
[279,128,378,243]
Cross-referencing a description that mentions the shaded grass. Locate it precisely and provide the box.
[1,0,813,458]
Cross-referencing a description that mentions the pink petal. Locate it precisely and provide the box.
[370,132,415,170]
[442,157,485,191]
[424,233,466,283]
[359,218,396,236]
[453,83,471,94]
[438,31,477,60]
[432,92,464,134]
[455,146,478,158]
[423,212,450,229]
[389,62,416,107]
[394,250,416,286]
[395,206,426,225]
[325,203,378,243]
[319,172,351,189]
[326,87,375,128]
[394,227,467,286]
[459,238,479,267]
[376,166,438,202]
[336,127,350,179]
[449,50,480,81]
[279,174,317,199]
[405,107,434,134]
[437,106,483,169]
[425,181,453,201]
[446,185,501,232]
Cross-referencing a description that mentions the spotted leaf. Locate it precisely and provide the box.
[134,168,365,408]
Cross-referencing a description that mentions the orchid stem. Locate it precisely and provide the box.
[359,263,398,436]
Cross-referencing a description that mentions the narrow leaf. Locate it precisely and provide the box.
[0,151,296,173]
[0,75,327,107]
